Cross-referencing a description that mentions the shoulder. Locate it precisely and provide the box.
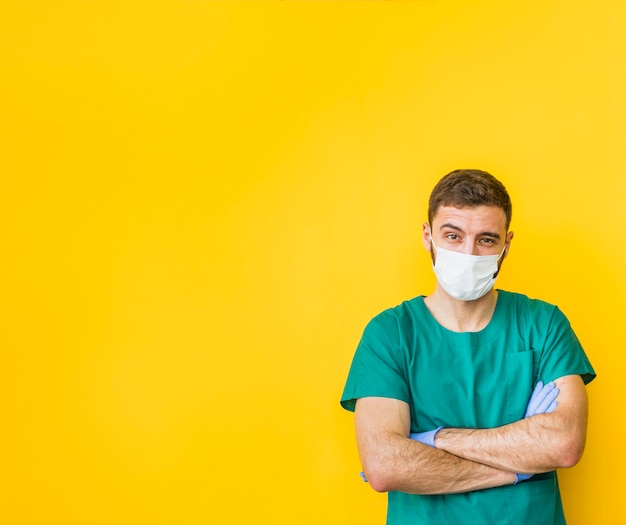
[498,290,562,320]
[358,296,428,352]
[498,290,571,339]
[365,296,426,332]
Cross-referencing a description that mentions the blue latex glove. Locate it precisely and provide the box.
[409,426,444,448]
[515,380,560,484]
[524,380,559,417]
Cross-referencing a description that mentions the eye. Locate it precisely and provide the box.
[479,238,497,245]
[446,233,459,241]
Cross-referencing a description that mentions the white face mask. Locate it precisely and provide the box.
[430,235,506,301]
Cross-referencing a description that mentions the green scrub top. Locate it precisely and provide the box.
[341,291,596,525]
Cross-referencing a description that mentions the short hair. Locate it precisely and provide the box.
[428,169,512,230]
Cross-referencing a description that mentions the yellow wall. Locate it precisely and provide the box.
[0,1,622,523]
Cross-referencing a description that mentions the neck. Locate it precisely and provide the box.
[424,288,498,332]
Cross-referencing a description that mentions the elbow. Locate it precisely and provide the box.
[362,456,399,493]
[368,477,389,493]
[557,447,584,469]
[554,435,586,469]
[363,465,392,493]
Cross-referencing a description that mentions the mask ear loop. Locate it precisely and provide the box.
[428,226,437,250]
[499,235,510,260]
[493,239,508,278]
[427,227,439,267]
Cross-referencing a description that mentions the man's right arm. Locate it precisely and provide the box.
[355,396,516,494]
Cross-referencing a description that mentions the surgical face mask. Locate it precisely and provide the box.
[430,235,506,301]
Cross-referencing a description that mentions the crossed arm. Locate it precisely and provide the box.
[355,374,588,495]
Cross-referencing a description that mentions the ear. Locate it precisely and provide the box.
[422,222,432,252]
[503,230,514,258]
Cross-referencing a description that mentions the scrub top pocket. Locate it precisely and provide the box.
[505,350,539,419]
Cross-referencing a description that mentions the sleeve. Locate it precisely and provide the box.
[533,305,596,385]
[340,312,410,412]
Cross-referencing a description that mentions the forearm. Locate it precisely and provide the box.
[435,418,556,474]
[435,376,588,474]
[361,434,516,494]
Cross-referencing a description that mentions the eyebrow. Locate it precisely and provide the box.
[439,222,501,240]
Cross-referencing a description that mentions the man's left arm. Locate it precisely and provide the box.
[434,374,588,474]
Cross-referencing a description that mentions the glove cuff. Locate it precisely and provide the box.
[514,473,532,484]
[409,426,444,448]
[431,426,443,447]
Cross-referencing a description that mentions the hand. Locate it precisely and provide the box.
[524,380,559,418]
[515,380,560,484]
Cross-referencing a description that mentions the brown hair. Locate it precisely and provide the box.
[428,169,512,229]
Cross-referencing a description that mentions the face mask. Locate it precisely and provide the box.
[430,235,505,301]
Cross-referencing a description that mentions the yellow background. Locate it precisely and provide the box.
[0,1,622,523]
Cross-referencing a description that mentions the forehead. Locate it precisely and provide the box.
[431,205,508,232]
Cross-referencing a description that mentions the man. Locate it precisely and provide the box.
[340,169,595,524]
